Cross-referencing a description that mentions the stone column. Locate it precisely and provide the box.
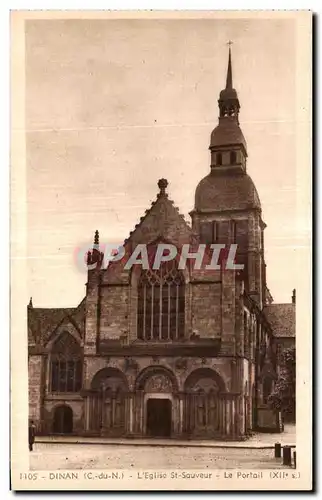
[226,399,231,436]
[111,393,116,428]
[183,393,189,436]
[231,399,235,439]
[217,397,222,435]
[127,393,134,435]
[235,396,242,437]
[179,393,184,436]
[221,395,227,437]
[130,395,134,434]
[84,396,90,431]
[141,391,145,436]
[136,391,144,436]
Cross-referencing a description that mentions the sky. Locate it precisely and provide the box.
[24,16,304,307]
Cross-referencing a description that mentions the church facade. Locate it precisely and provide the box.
[28,49,295,440]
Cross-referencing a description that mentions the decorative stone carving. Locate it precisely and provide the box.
[124,357,138,372]
[145,374,173,393]
[175,358,188,371]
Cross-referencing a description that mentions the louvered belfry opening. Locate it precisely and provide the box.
[137,260,185,341]
[50,332,82,393]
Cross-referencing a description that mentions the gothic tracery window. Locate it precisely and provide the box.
[137,261,185,341]
[50,332,82,393]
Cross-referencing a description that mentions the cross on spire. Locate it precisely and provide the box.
[225,42,233,89]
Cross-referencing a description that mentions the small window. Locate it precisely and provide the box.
[216,153,222,166]
[230,151,237,164]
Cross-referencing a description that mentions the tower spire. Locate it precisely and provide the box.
[208,44,247,169]
[217,42,240,120]
[225,42,233,89]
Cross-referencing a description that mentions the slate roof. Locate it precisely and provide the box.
[264,303,295,338]
[195,171,261,212]
[210,117,247,152]
[28,298,85,345]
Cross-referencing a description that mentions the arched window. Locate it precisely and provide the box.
[137,261,185,341]
[216,153,222,166]
[50,332,82,393]
[230,151,237,164]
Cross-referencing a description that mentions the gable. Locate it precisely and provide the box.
[28,298,85,346]
[126,189,193,247]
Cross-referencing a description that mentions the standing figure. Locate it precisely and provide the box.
[28,420,36,451]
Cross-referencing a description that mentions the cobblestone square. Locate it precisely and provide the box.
[30,443,286,470]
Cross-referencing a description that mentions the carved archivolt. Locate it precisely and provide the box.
[145,374,173,393]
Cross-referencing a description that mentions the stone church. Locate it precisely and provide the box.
[28,49,295,439]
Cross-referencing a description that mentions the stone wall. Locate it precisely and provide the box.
[84,270,99,355]
[28,355,43,429]
[43,397,84,434]
[191,282,221,338]
[99,286,129,340]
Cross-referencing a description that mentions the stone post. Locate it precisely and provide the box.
[84,269,100,357]
[220,269,236,356]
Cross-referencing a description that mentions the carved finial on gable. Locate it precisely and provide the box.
[157,178,168,197]
[28,297,33,308]
[94,230,99,246]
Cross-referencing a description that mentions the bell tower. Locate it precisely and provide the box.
[209,43,247,174]
[191,44,268,307]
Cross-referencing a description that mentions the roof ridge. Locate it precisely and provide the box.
[169,198,191,228]
[123,197,158,245]
[124,193,191,245]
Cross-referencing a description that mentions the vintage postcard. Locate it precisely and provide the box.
[10,10,312,491]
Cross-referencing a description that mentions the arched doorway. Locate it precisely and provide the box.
[90,368,128,436]
[135,366,178,438]
[184,368,226,438]
[52,405,73,434]
[146,398,172,437]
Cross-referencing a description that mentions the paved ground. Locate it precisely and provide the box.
[36,425,296,449]
[29,443,292,471]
